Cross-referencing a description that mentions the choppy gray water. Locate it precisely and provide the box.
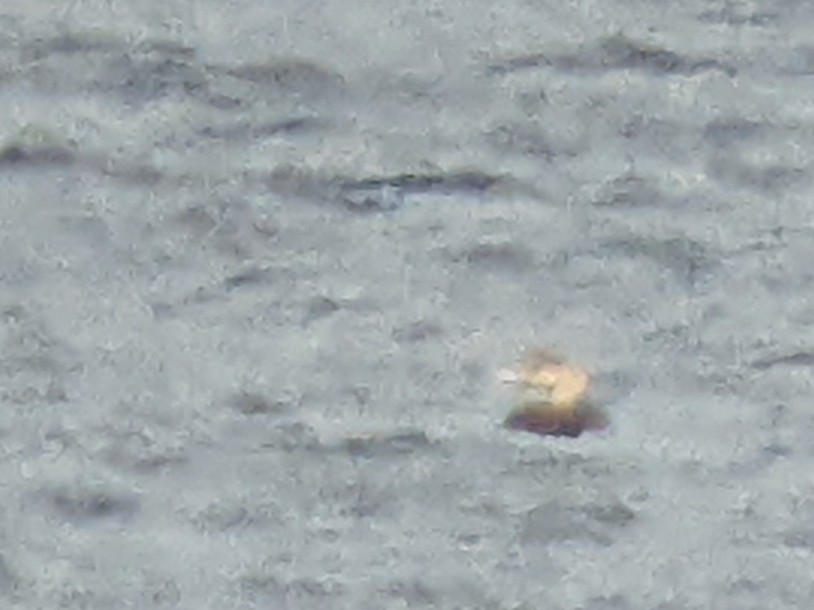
[2,1,814,608]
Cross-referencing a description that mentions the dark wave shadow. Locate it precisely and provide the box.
[488,33,737,77]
